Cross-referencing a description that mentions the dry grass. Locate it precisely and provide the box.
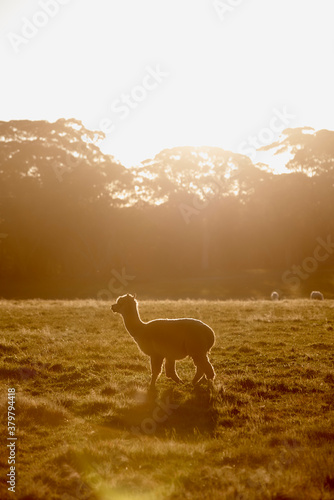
[0,299,334,499]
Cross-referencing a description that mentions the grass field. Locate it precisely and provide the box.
[0,299,334,500]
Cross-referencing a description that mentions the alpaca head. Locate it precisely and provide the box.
[111,294,137,315]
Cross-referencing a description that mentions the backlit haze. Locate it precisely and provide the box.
[1,0,333,171]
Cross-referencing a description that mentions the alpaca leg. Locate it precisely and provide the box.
[192,354,215,384]
[165,359,183,384]
[204,355,215,380]
[150,355,164,388]
[192,357,205,385]
[192,365,205,385]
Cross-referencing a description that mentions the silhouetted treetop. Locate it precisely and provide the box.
[0,118,132,206]
[133,146,271,205]
[260,127,334,177]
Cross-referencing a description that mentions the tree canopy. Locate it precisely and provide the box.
[260,127,334,177]
[0,119,333,298]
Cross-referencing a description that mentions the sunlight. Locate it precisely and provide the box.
[1,1,333,168]
[1,1,334,497]
[138,170,157,181]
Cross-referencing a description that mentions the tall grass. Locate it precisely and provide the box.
[0,299,334,499]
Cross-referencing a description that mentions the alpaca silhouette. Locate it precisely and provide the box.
[111,294,215,388]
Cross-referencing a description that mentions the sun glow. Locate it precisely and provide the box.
[1,0,333,172]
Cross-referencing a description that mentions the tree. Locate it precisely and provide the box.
[259,127,334,177]
[133,145,270,206]
[0,119,132,281]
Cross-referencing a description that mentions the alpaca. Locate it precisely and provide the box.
[310,291,324,300]
[111,294,215,388]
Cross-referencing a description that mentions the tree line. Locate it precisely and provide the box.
[0,119,333,298]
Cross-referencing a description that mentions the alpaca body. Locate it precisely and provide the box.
[111,294,215,387]
[124,318,214,360]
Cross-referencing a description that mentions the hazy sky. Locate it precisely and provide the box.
[1,0,333,169]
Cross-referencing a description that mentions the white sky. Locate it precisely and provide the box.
[0,0,333,170]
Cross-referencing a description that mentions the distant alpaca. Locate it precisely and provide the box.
[310,291,324,300]
[271,291,279,301]
[111,294,215,388]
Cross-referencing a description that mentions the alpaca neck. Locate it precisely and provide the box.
[122,302,145,338]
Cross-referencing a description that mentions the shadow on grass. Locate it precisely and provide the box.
[102,383,220,438]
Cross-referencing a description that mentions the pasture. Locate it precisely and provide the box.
[0,299,334,499]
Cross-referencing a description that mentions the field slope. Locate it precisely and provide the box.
[0,299,334,499]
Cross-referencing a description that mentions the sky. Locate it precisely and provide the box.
[0,0,333,170]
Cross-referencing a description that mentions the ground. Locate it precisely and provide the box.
[0,299,334,499]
